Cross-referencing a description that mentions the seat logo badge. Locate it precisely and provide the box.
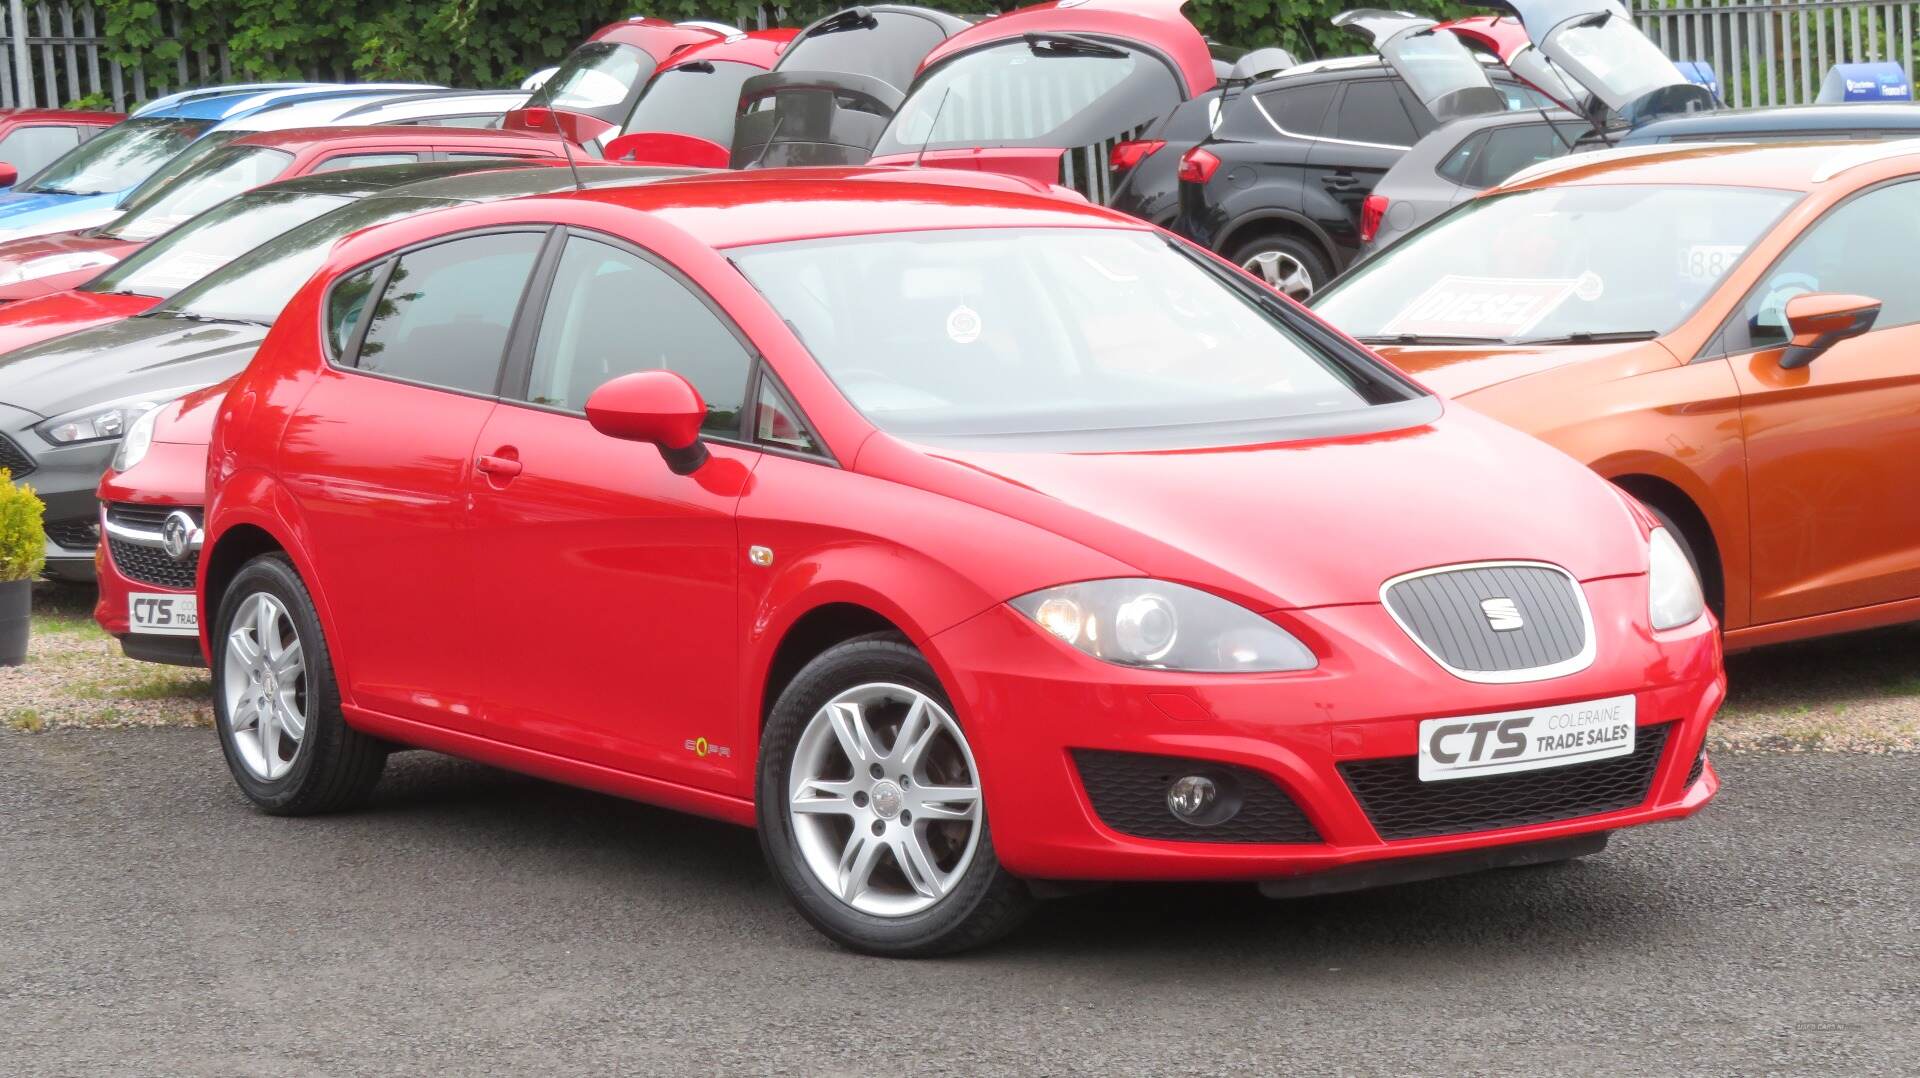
[1481,597,1524,631]
[685,737,732,760]
[749,545,774,567]
[161,511,199,563]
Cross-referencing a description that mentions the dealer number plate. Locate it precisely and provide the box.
[129,593,198,636]
[1417,695,1636,782]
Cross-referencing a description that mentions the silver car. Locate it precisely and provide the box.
[1358,108,1586,256]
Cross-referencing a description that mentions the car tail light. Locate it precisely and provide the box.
[1108,139,1165,173]
[1177,146,1220,184]
[1360,193,1389,244]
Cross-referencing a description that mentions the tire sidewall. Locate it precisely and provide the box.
[756,637,1011,955]
[211,555,339,810]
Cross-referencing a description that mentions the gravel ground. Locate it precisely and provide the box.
[6,580,1918,752]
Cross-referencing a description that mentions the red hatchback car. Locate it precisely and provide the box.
[196,168,1721,955]
[0,108,124,190]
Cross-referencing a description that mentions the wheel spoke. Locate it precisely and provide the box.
[258,704,281,769]
[274,691,306,741]
[890,697,939,768]
[270,638,303,681]
[790,777,858,816]
[824,700,877,765]
[912,783,980,821]
[835,831,884,902]
[228,694,260,732]
[252,594,278,658]
[227,628,263,672]
[890,831,944,900]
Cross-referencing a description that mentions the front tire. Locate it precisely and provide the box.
[757,633,1032,956]
[211,554,385,815]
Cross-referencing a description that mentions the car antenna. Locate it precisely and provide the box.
[748,108,789,171]
[913,87,954,169]
[1297,25,1320,64]
[541,93,587,192]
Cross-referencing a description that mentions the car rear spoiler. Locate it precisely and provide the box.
[729,69,906,169]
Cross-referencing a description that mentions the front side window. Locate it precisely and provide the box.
[873,38,1180,155]
[148,194,466,323]
[621,61,764,144]
[1312,183,1801,344]
[310,152,418,174]
[731,227,1411,446]
[529,42,652,113]
[350,231,545,395]
[87,189,354,300]
[19,117,211,195]
[1728,180,1920,353]
[523,236,749,433]
[0,125,81,178]
[102,146,295,241]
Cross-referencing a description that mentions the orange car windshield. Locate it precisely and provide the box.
[1314,183,1800,345]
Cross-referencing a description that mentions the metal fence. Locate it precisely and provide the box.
[0,0,231,110]
[1631,0,1915,108]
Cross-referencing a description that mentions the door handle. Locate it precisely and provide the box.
[475,454,522,479]
[1322,172,1361,190]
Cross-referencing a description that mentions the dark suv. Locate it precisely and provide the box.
[1172,14,1549,298]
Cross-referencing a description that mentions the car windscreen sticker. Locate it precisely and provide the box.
[1383,272,1602,339]
[946,305,982,344]
[1681,244,1746,282]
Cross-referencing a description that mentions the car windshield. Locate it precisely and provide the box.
[529,42,650,111]
[85,190,354,301]
[152,194,466,323]
[113,129,244,206]
[731,227,1413,445]
[874,38,1181,155]
[19,117,212,195]
[100,146,295,241]
[1546,13,1685,110]
[1312,184,1800,343]
[621,61,762,143]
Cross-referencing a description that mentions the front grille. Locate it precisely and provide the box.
[44,517,99,550]
[1684,744,1706,788]
[1384,563,1589,677]
[1072,749,1321,844]
[106,535,197,589]
[0,433,33,479]
[1339,723,1671,841]
[106,502,195,531]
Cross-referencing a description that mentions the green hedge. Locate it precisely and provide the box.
[88,0,1460,96]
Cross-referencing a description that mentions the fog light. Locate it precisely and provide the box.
[1166,775,1217,820]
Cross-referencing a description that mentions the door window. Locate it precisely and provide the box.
[522,235,751,433]
[348,231,545,395]
[310,152,419,174]
[1446,122,1582,190]
[1330,80,1419,147]
[0,124,80,177]
[1727,180,1920,353]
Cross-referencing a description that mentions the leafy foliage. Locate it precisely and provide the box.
[0,469,47,583]
[90,1,1462,94]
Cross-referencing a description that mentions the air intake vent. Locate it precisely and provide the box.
[0,433,34,480]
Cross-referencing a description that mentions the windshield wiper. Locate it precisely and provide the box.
[1025,33,1128,59]
[1506,330,1659,345]
[156,311,265,327]
[1354,333,1514,346]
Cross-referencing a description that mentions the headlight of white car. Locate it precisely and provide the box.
[1011,578,1317,672]
[110,403,162,473]
[1647,527,1705,631]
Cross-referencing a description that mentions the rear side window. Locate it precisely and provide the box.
[1436,129,1490,185]
[347,231,545,395]
[327,263,381,359]
[522,235,751,432]
[1257,83,1336,138]
[311,152,419,174]
[1331,80,1418,147]
[0,124,80,177]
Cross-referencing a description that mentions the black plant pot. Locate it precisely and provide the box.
[0,578,28,666]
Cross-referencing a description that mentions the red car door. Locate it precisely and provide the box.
[278,228,548,728]
[462,229,758,791]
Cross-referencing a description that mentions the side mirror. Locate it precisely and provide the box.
[0,163,17,190]
[1780,292,1880,369]
[584,369,710,475]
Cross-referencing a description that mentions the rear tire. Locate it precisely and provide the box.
[211,554,385,815]
[1228,232,1329,300]
[757,633,1033,956]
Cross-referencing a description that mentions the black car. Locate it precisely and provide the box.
[1173,13,1547,298]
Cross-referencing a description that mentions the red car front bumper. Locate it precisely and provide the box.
[93,446,206,667]
[932,576,1721,885]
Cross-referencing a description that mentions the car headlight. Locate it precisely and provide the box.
[1648,527,1705,631]
[1010,578,1317,672]
[111,404,162,473]
[34,388,196,447]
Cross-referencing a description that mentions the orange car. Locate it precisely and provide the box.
[1313,140,1920,651]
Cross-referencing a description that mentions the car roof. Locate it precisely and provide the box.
[356,162,701,201]
[210,90,444,132]
[331,90,531,123]
[245,158,557,198]
[1629,103,1920,137]
[1495,138,1920,193]
[502,166,1146,249]
[0,107,121,125]
[226,124,563,152]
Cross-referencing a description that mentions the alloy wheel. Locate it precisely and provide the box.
[221,591,308,781]
[1243,249,1315,300]
[787,682,983,918]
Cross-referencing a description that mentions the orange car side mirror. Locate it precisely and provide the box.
[1780,292,1880,370]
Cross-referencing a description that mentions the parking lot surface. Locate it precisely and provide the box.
[2,730,1913,1075]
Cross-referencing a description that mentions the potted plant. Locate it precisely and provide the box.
[0,467,45,666]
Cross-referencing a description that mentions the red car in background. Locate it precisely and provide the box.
[1438,14,1587,112]
[864,0,1215,202]
[187,166,1718,956]
[503,18,729,150]
[0,108,124,190]
[602,28,799,168]
[0,124,570,302]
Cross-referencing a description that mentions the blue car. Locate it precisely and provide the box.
[0,82,435,241]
